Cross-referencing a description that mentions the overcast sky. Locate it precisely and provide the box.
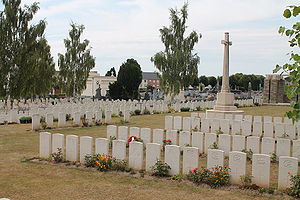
[13,0,300,76]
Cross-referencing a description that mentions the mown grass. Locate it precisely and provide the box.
[0,105,294,200]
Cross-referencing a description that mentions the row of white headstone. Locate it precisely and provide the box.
[39,132,297,189]
[107,125,300,159]
[31,110,131,130]
[164,115,300,140]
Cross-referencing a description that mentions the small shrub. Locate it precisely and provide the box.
[241,149,253,161]
[81,118,89,127]
[234,103,239,108]
[19,116,32,124]
[187,166,230,188]
[111,159,128,171]
[66,114,72,121]
[84,154,98,167]
[53,118,58,122]
[271,152,278,163]
[151,160,171,177]
[187,167,210,184]
[41,121,47,130]
[209,142,218,149]
[215,130,224,135]
[143,109,150,115]
[240,174,253,188]
[254,102,260,106]
[134,109,141,115]
[171,173,184,182]
[163,139,172,146]
[139,169,145,178]
[112,113,118,118]
[51,148,64,163]
[287,174,300,198]
[180,107,190,112]
[119,119,129,124]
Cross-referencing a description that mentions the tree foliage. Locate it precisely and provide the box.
[108,58,142,100]
[105,67,116,77]
[151,3,201,98]
[199,76,208,86]
[58,23,95,97]
[0,0,55,99]
[207,76,217,88]
[274,5,300,122]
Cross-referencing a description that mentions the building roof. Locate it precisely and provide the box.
[142,72,159,80]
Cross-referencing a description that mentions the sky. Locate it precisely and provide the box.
[5,0,300,76]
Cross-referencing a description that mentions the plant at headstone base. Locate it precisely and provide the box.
[286,173,300,198]
[139,169,145,178]
[53,118,58,122]
[41,121,47,130]
[66,114,72,121]
[171,173,184,182]
[163,139,172,146]
[81,117,89,127]
[19,117,32,124]
[111,113,118,118]
[239,174,260,190]
[271,152,278,163]
[234,103,239,108]
[51,148,64,163]
[192,126,199,131]
[109,136,117,149]
[187,167,210,185]
[95,120,102,126]
[95,155,113,172]
[274,5,300,123]
[119,111,123,117]
[84,154,98,167]
[134,109,141,115]
[279,133,290,139]
[111,159,128,171]
[215,130,224,135]
[119,119,129,124]
[151,160,171,177]
[209,142,219,149]
[180,107,190,112]
[254,102,260,106]
[206,166,231,188]
[151,3,201,99]
[143,109,150,115]
[241,149,253,161]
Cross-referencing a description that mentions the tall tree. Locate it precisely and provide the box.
[151,3,201,98]
[0,0,55,99]
[199,75,208,86]
[109,59,142,100]
[207,76,217,87]
[274,5,300,122]
[105,67,116,77]
[58,23,95,97]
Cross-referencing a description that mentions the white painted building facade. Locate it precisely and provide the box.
[81,71,117,97]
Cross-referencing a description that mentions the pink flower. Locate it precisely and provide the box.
[167,139,171,142]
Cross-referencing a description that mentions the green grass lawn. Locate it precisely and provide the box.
[0,106,294,200]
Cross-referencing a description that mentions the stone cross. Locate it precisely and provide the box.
[221,32,232,93]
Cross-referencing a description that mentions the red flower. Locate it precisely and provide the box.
[128,136,137,143]
[191,168,197,173]
[288,172,291,175]
[167,139,171,142]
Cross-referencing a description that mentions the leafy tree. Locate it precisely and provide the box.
[0,0,55,99]
[105,67,116,77]
[151,3,201,98]
[58,23,95,97]
[191,76,199,87]
[207,76,217,87]
[199,75,208,86]
[108,59,142,100]
[274,5,300,122]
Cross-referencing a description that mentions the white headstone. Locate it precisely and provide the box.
[252,122,262,137]
[241,121,251,136]
[261,137,275,156]
[204,133,217,153]
[95,138,109,155]
[66,135,78,161]
[232,120,241,135]
[263,122,274,138]
[274,123,285,138]
[153,129,164,145]
[232,135,245,151]
[39,132,51,158]
[173,116,182,130]
[118,126,128,141]
[52,133,64,154]
[292,140,300,160]
[207,149,224,169]
[107,125,117,139]
[140,128,152,144]
[46,113,54,127]
[179,131,191,148]
[218,134,231,156]
[192,132,204,153]
[246,136,260,154]
[220,119,230,134]
[252,154,271,188]
[165,116,173,130]
[146,143,161,171]
[166,130,178,145]
[229,151,247,184]
[105,110,112,124]
[278,156,298,189]
[112,140,127,160]
[182,117,191,131]
[32,114,40,130]
[80,136,93,163]
[129,127,140,137]
[276,138,291,157]
[183,147,199,174]
[165,145,180,175]
[129,142,144,170]
[58,112,66,127]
